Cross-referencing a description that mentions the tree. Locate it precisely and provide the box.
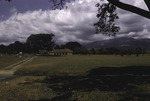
[0,44,6,54]
[94,2,120,36]
[26,33,55,53]
[9,41,25,53]
[64,42,82,50]
[64,42,89,54]
[94,0,150,36]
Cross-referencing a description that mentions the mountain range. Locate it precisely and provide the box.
[85,37,150,50]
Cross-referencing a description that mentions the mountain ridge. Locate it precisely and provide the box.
[85,37,150,50]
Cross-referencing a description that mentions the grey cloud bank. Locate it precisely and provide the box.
[0,0,150,45]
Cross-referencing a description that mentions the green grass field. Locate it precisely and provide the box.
[0,55,150,101]
[0,54,26,69]
[14,55,150,76]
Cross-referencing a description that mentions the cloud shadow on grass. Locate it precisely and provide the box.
[42,66,150,101]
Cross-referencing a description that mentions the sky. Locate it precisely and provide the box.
[0,0,150,45]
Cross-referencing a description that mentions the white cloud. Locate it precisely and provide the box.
[0,0,150,45]
[0,0,100,44]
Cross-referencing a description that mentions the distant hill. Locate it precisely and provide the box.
[85,37,150,50]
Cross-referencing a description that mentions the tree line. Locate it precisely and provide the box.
[0,33,55,54]
[0,33,147,56]
[0,33,85,54]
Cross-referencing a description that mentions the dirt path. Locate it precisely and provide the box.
[0,56,37,75]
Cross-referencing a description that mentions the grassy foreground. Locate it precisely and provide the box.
[0,55,150,101]
[0,54,29,69]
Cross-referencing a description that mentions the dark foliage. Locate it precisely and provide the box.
[7,41,26,54]
[94,3,120,36]
[0,33,55,54]
[26,33,55,53]
[64,42,82,50]
[62,42,88,54]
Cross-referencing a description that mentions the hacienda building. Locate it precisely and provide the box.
[48,48,73,56]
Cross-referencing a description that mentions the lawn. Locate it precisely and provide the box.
[0,54,31,69]
[14,55,150,76]
[0,55,150,101]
